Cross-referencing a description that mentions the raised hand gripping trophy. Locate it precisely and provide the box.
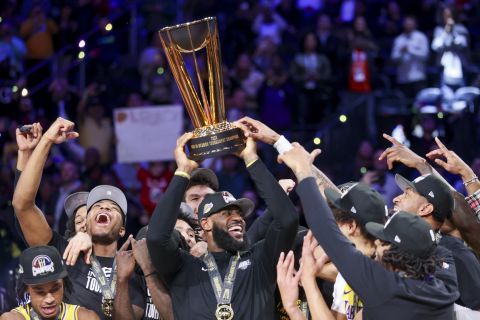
[159,17,246,161]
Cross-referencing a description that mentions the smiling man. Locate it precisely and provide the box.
[0,246,98,320]
[12,118,145,320]
[147,132,298,319]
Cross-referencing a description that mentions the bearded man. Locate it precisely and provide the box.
[147,132,299,319]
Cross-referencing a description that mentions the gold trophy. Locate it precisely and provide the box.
[159,17,245,161]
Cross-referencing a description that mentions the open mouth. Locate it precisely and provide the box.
[96,213,110,225]
[41,305,57,316]
[227,224,244,239]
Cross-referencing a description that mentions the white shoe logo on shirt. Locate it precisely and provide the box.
[201,267,208,272]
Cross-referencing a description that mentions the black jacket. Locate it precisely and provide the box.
[296,177,459,320]
[147,159,298,319]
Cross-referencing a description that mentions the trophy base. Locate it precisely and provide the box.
[187,126,246,161]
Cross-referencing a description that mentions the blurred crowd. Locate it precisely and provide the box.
[1,0,480,308]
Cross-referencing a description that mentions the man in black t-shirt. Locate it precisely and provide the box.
[147,133,299,319]
[12,118,145,320]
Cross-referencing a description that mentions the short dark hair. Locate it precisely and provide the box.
[186,177,217,193]
[64,208,81,239]
[382,244,437,280]
[329,203,375,242]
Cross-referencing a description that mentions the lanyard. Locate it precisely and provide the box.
[90,255,117,318]
[90,255,117,299]
[202,253,240,319]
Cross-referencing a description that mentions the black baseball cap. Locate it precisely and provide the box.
[19,246,68,285]
[366,211,436,258]
[187,168,219,191]
[197,191,254,221]
[325,183,388,226]
[87,185,128,224]
[64,192,88,218]
[395,174,454,222]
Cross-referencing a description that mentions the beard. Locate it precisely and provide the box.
[91,228,119,245]
[212,224,249,253]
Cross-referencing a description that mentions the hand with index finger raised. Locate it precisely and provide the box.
[426,137,473,178]
[379,133,426,170]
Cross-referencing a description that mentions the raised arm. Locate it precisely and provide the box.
[278,143,396,306]
[236,117,340,197]
[247,179,295,243]
[132,238,174,320]
[12,118,78,246]
[114,236,144,320]
[300,232,336,320]
[239,137,298,270]
[147,133,199,277]
[14,123,43,244]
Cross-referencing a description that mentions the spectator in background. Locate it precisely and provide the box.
[226,88,252,122]
[52,160,82,235]
[432,6,470,89]
[137,161,173,216]
[259,54,294,130]
[252,2,287,46]
[77,84,114,164]
[0,21,27,78]
[20,4,58,61]
[291,32,331,124]
[252,36,278,73]
[215,154,252,199]
[391,15,429,100]
[361,149,399,206]
[20,3,58,91]
[315,14,340,66]
[275,0,301,33]
[347,16,378,93]
[354,140,374,179]
[89,16,120,81]
[56,4,78,50]
[138,33,173,105]
[377,1,403,40]
[81,147,103,190]
[230,53,265,110]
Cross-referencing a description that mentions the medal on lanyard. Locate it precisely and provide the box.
[203,253,240,320]
[90,256,117,319]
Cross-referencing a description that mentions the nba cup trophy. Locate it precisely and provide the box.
[159,17,245,161]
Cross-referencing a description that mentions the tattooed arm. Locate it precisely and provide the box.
[312,167,341,198]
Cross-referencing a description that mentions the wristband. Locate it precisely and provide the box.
[463,176,479,187]
[273,135,293,155]
[246,158,258,168]
[174,170,191,179]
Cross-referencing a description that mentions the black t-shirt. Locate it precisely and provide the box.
[439,234,480,310]
[49,231,145,319]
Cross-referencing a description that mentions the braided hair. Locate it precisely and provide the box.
[382,244,437,280]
